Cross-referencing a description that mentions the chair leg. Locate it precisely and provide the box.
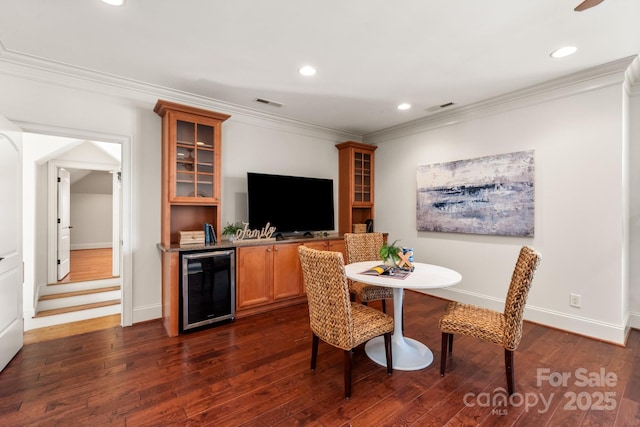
[344,350,353,399]
[381,299,386,313]
[384,332,393,375]
[505,349,515,395]
[440,332,449,377]
[311,333,319,371]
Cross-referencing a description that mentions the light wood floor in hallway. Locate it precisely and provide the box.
[55,247,116,284]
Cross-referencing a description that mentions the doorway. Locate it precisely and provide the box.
[21,128,132,330]
[47,162,121,286]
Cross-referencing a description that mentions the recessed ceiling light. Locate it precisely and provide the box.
[298,66,317,76]
[550,46,577,59]
[397,103,411,110]
[101,0,125,5]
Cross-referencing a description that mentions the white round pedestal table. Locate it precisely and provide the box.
[344,260,462,371]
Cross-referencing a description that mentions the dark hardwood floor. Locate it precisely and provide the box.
[1,291,638,426]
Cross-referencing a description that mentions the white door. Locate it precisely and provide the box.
[57,168,71,280]
[0,114,23,372]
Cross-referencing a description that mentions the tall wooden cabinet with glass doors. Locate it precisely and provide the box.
[154,99,230,336]
[154,100,230,246]
[336,141,377,235]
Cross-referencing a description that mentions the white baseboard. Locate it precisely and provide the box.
[70,243,112,250]
[132,303,162,324]
[415,288,628,345]
[629,311,640,330]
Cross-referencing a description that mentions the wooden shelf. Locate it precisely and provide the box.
[155,100,231,337]
[336,141,377,235]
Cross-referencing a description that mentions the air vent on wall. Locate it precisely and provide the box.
[424,102,455,114]
[254,98,284,108]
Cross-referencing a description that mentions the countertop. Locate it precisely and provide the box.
[157,233,345,252]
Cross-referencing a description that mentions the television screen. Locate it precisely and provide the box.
[247,172,335,235]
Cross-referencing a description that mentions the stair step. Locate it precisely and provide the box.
[38,286,121,301]
[39,278,120,296]
[35,300,121,318]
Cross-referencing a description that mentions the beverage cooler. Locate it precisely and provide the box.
[180,249,235,332]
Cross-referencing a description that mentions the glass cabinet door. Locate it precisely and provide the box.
[353,151,372,204]
[174,119,217,200]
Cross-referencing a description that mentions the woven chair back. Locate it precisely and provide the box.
[298,245,354,350]
[344,232,384,264]
[502,246,542,350]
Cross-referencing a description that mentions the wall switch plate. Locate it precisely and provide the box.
[570,293,581,308]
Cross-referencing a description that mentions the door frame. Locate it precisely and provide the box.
[19,121,133,327]
[47,160,120,284]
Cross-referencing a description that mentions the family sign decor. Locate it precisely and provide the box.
[416,150,535,236]
[234,221,277,241]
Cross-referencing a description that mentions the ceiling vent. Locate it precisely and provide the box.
[424,102,455,114]
[254,98,284,108]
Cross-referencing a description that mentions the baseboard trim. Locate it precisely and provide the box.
[70,243,112,250]
[416,288,628,345]
[132,303,162,324]
[629,311,640,330]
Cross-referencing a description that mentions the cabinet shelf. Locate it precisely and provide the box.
[155,99,231,337]
[336,141,376,234]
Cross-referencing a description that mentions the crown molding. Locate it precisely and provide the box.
[365,55,640,145]
[626,55,640,97]
[0,41,635,144]
[0,43,360,142]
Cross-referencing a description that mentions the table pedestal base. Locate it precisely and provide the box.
[364,335,434,371]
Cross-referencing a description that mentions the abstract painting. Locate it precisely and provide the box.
[416,150,535,236]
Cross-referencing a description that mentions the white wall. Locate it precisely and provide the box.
[2,49,637,342]
[0,57,356,325]
[222,119,342,226]
[60,146,118,250]
[70,193,113,249]
[368,58,638,344]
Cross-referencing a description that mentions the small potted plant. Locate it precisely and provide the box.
[222,222,243,241]
[379,239,403,267]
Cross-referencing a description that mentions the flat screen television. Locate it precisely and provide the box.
[247,172,335,235]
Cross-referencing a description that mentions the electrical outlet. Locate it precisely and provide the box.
[570,293,581,308]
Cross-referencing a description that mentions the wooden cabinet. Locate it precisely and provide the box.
[235,238,346,317]
[336,141,377,235]
[304,239,346,259]
[155,100,230,246]
[236,242,304,316]
[155,100,230,336]
[236,245,272,309]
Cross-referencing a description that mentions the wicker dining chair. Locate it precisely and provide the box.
[439,246,541,395]
[343,232,394,312]
[298,245,394,399]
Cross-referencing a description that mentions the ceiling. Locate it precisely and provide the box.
[1,0,639,135]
